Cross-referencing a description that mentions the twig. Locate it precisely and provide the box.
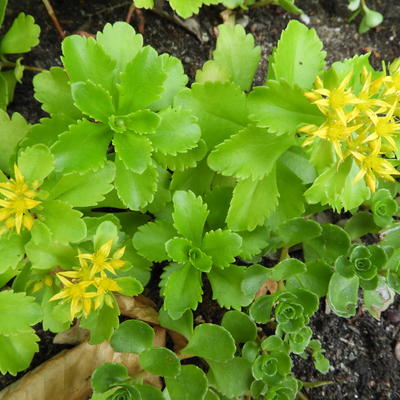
[127,4,145,34]
[42,0,66,39]
[296,391,310,400]
[0,61,44,73]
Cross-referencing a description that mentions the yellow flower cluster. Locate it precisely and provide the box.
[50,240,126,319]
[299,62,400,192]
[0,165,41,235]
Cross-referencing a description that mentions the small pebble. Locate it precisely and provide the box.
[386,310,400,323]
[395,342,400,362]
[300,14,310,25]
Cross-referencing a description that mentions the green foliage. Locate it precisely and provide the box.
[133,0,301,19]
[1,15,398,400]
[348,0,383,33]
[0,291,42,375]
[0,4,40,109]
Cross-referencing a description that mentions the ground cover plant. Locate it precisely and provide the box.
[0,2,399,399]
[0,0,40,109]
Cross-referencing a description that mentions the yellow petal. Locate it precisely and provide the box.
[98,240,113,257]
[113,246,126,260]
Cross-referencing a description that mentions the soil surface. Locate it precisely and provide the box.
[1,0,400,398]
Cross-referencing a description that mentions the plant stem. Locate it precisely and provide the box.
[0,61,44,73]
[296,391,309,400]
[302,380,334,388]
[42,0,66,39]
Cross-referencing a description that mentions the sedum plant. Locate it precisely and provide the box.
[133,0,301,19]
[1,15,400,400]
[348,0,383,33]
[0,0,40,109]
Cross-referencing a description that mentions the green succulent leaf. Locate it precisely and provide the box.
[150,54,188,110]
[115,277,144,297]
[150,107,201,155]
[0,332,40,376]
[277,217,322,248]
[110,320,154,354]
[213,24,261,91]
[46,161,115,207]
[61,34,116,93]
[248,80,324,134]
[0,290,42,335]
[91,362,129,393]
[202,229,242,268]
[303,224,351,265]
[33,67,82,119]
[208,265,253,309]
[364,277,395,320]
[221,310,257,343]
[268,20,326,89]
[265,258,307,281]
[241,264,269,297]
[0,12,40,54]
[238,227,269,261]
[286,260,333,298]
[0,291,42,375]
[96,22,143,70]
[80,302,120,344]
[172,190,209,245]
[305,157,370,212]
[165,365,208,400]
[0,232,25,274]
[207,357,253,398]
[134,0,154,7]
[118,46,166,114]
[113,132,153,174]
[227,168,278,231]
[208,126,294,180]
[72,81,115,122]
[51,119,111,174]
[182,323,235,362]
[249,294,275,323]
[174,82,248,148]
[159,308,194,339]
[21,115,73,149]
[133,219,176,262]
[139,347,181,377]
[168,0,210,18]
[39,200,86,243]
[166,237,192,264]
[0,110,29,173]
[327,272,359,317]
[344,211,379,240]
[17,144,54,184]
[25,223,75,270]
[115,157,158,210]
[163,263,203,318]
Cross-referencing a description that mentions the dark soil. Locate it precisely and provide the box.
[1,0,400,398]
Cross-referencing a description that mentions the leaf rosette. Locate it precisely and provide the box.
[370,189,398,228]
[33,22,200,211]
[274,289,318,334]
[335,244,386,289]
[252,352,292,385]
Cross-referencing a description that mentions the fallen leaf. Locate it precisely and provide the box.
[0,327,166,400]
[53,322,89,345]
[116,294,159,324]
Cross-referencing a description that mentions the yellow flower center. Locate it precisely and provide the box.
[0,165,41,234]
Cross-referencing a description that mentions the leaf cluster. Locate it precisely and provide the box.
[0,14,399,400]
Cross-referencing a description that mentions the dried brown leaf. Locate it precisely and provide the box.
[0,327,166,400]
[116,294,159,324]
